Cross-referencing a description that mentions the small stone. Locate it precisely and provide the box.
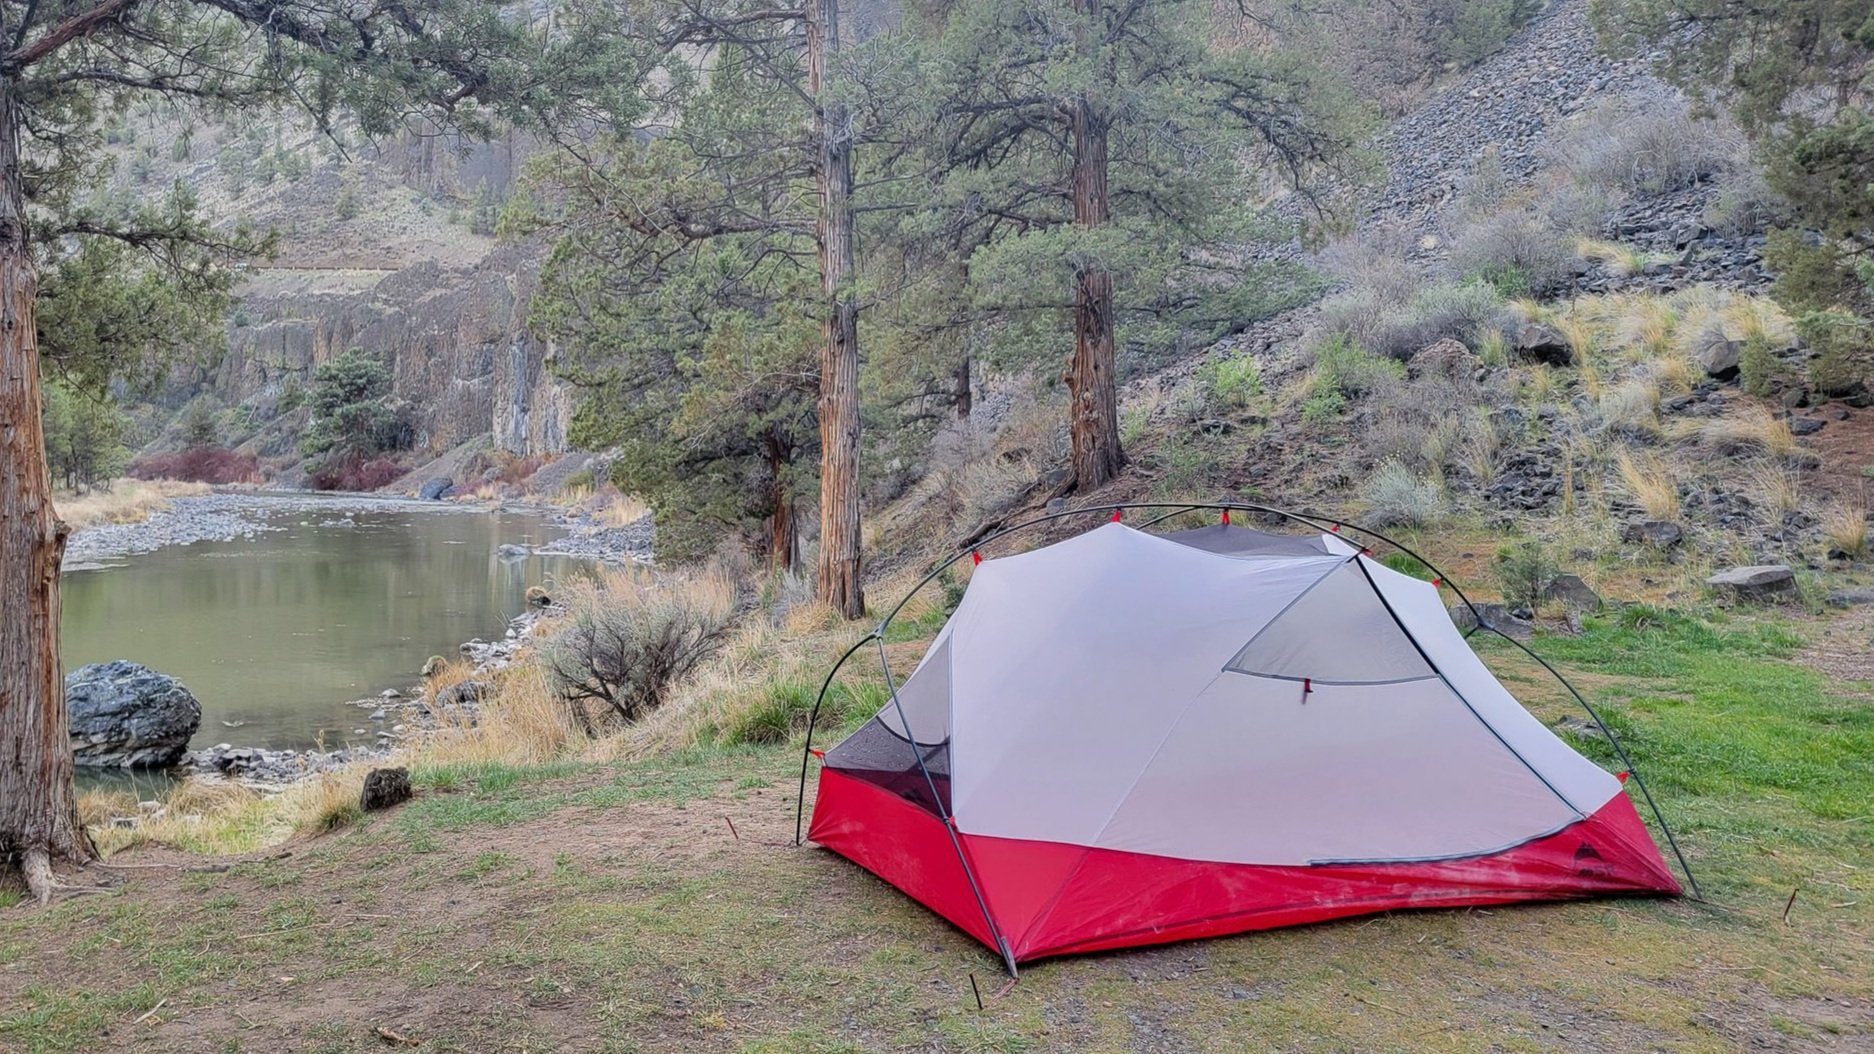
[380,688,402,699]
[1448,602,1534,639]
[1826,587,1874,607]
[1621,520,1683,549]
[496,544,530,560]
[1706,564,1798,602]
[421,655,447,678]
[359,767,413,811]
[1789,417,1825,436]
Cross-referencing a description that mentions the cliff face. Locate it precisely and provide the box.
[218,245,570,460]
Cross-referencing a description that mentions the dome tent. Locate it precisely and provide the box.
[801,510,1686,973]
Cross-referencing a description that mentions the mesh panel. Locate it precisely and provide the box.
[1225,561,1434,684]
[1162,524,1331,557]
[825,718,952,816]
[877,636,952,742]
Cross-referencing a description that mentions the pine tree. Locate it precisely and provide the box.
[523,0,874,615]
[907,0,1361,492]
[0,0,631,903]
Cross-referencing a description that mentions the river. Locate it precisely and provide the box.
[60,496,586,756]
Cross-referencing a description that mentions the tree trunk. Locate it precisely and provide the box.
[0,87,90,901]
[764,429,797,575]
[1067,0,1124,491]
[807,0,864,620]
[953,354,972,419]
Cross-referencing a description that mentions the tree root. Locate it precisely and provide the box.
[20,848,113,903]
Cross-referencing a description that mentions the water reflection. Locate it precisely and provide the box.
[61,499,585,753]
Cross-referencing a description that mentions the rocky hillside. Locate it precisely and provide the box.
[106,112,569,474]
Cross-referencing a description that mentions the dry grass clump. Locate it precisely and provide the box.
[1596,376,1663,436]
[594,492,651,528]
[1747,460,1804,521]
[90,777,271,857]
[1823,498,1870,560]
[420,662,589,767]
[1615,448,1680,520]
[55,479,210,531]
[1680,406,1798,459]
[1575,238,1651,277]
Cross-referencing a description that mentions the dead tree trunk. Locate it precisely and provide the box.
[0,87,91,901]
[1066,0,1124,491]
[808,0,865,620]
[953,354,972,419]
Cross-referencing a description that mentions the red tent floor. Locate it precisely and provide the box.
[808,766,1682,965]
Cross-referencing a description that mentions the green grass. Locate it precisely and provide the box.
[5,607,1873,1053]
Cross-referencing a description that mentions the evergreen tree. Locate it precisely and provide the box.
[0,0,634,902]
[522,0,872,613]
[906,0,1361,491]
[1595,0,1874,347]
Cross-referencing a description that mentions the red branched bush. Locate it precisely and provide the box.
[128,447,261,485]
[307,455,404,492]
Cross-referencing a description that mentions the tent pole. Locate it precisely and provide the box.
[872,634,1018,976]
[1484,627,1704,901]
[794,631,880,847]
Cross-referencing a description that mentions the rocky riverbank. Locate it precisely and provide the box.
[61,489,476,569]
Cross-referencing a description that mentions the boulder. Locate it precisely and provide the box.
[1448,602,1534,639]
[432,680,488,712]
[1621,520,1683,549]
[495,543,530,560]
[66,661,202,767]
[1789,417,1825,436]
[524,585,553,608]
[418,477,454,501]
[1511,324,1573,367]
[1706,564,1798,602]
[420,655,447,678]
[1544,573,1603,612]
[359,767,413,811]
[1694,335,1743,381]
[1407,338,1477,380]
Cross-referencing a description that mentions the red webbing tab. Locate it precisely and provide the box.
[1330,523,1341,533]
[809,748,825,759]
[1303,677,1312,696]
[1617,770,1630,783]
[1221,509,1231,525]
[1432,577,1443,587]
[1111,509,1123,522]
[972,551,982,566]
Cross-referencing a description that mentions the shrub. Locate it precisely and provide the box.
[1738,334,1795,397]
[307,454,404,491]
[1313,334,1406,396]
[1318,280,1505,362]
[128,446,260,485]
[1704,164,1787,236]
[1300,386,1347,424]
[1199,353,1262,408]
[1449,212,1576,296]
[540,568,735,731]
[1797,311,1871,397]
[1823,500,1870,561]
[1363,460,1445,527]
[1549,97,1741,196]
[1493,541,1558,611]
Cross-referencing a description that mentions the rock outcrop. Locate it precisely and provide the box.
[67,661,202,767]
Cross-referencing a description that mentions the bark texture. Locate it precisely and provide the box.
[1066,0,1124,491]
[0,88,91,900]
[764,428,798,575]
[808,0,865,620]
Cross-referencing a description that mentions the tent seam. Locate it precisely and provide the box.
[1351,556,1586,821]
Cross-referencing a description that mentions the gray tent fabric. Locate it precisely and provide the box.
[850,522,1622,867]
[1162,523,1335,557]
[1225,560,1436,684]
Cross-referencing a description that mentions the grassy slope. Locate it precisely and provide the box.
[3,608,1872,1053]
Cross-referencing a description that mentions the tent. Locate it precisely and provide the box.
[804,516,1684,971]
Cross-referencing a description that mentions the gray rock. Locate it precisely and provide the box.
[1707,564,1798,601]
[66,661,202,768]
[433,680,488,711]
[1826,587,1874,607]
[1695,336,1743,380]
[1620,520,1683,549]
[495,543,531,560]
[419,477,455,501]
[1789,417,1825,436]
[1448,602,1535,639]
[1512,323,1574,367]
[1545,573,1603,612]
